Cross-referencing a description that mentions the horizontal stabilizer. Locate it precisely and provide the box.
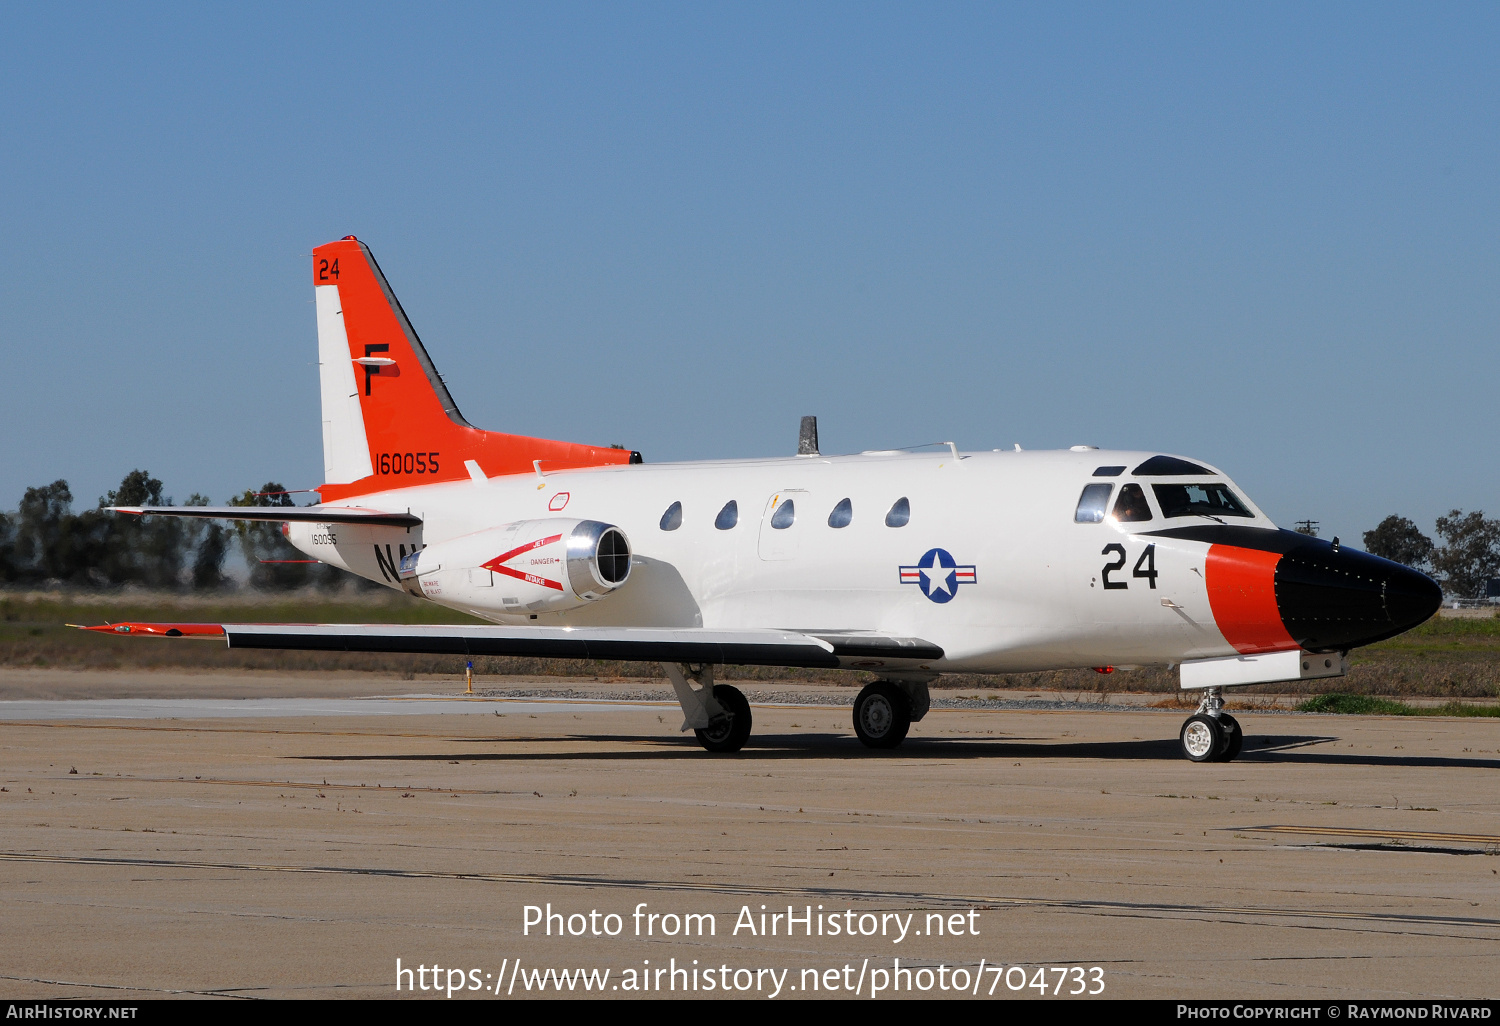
[77,623,943,670]
[109,506,422,528]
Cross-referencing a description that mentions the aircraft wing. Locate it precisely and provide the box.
[108,505,422,528]
[75,623,943,670]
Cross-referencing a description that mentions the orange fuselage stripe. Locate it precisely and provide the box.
[1204,544,1299,654]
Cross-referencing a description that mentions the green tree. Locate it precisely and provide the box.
[229,483,312,589]
[1431,510,1500,600]
[92,470,188,588]
[1363,515,1434,570]
[14,480,78,582]
[185,493,229,590]
[0,509,15,583]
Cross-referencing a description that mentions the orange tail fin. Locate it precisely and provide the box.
[312,237,636,502]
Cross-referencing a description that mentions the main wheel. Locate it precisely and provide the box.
[694,684,752,753]
[1213,713,1243,762]
[853,682,911,749]
[1180,714,1223,762]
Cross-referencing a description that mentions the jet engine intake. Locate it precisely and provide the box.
[566,519,632,599]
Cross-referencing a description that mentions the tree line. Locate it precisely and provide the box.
[0,470,367,591]
[1363,511,1500,600]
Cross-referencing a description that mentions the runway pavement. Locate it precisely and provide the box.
[0,669,1497,1000]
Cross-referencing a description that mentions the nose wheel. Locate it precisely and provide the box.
[1215,713,1243,761]
[1180,715,1221,761]
[1179,689,1243,762]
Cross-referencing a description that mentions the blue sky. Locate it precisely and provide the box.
[1,3,1495,543]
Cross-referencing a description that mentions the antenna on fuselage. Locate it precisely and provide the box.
[798,416,820,456]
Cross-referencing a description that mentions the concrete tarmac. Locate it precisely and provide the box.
[1,669,1497,1001]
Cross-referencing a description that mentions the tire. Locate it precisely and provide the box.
[1180,714,1223,762]
[694,684,752,753]
[1214,714,1243,762]
[853,682,911,749]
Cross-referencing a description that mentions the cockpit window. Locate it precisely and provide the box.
[1093,466,1125,477]
[827,497,853,528]
[659,501,682,531]
[714,500,739,530]
[1074,483,1112,523]
[1111,483,1153,522]
[1133,455,1211,475]
[1152,482,1253,519]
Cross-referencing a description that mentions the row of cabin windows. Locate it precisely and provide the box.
[659,496,911,532]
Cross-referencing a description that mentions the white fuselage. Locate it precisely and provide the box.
[287,446,1269,674]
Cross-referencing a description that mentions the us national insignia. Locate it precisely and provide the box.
[899,548,977,604]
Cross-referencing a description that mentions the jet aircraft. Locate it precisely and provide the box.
[87,237,1443,761]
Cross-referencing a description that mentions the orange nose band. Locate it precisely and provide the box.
[1204,545,1299,654]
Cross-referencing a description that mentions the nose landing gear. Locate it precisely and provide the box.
[1179,687,1243,762]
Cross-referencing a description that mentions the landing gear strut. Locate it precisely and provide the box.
[1179,687,1243,763]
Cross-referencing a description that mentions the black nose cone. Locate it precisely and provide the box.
[1275,541,1443,652]
[1383,562,1445,629]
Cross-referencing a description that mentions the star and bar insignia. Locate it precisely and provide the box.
[899,547,977,604]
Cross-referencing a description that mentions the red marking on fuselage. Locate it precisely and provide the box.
[490,566,564,591]
[1204,544,1298,654]
[481,534,565,592]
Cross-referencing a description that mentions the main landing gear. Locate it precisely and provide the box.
[664,663,752,753]
[695,685,751,753]
[1179,688,1243,763]
[664,666,934,754]
[852,678,932,750]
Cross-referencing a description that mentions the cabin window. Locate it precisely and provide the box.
[714,500,739,530]
[827,497,853,528]
[659,501,682,531]
[771,499,796,529]
[1110,483,1153,522]
[1074,483,1112,523]
[1152,482,1253,519]
[885,497,911,528]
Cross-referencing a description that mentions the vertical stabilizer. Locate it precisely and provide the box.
[310,237,638,501]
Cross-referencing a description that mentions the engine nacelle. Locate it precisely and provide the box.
[403,519,631,615]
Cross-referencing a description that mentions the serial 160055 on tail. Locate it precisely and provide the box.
[91,236,1442,762]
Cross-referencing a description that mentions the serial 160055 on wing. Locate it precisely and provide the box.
[92,236,1442,762]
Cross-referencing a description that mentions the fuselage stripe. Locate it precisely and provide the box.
[1204,544,1299,654]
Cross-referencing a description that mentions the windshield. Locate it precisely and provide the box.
[1111,483,1153,522]
[1151,482,1253,519]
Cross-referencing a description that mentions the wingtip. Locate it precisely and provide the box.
[72,622,227,638]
